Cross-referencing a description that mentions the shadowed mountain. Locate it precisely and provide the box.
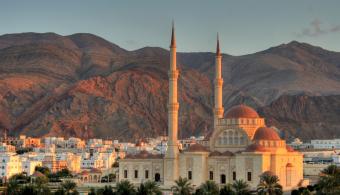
[0,33,339,141]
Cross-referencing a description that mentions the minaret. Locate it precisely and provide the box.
[214,34,224,127]
[164,22,179,186]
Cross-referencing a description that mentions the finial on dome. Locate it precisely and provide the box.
[170,21,176,48]
[216,33,221,56]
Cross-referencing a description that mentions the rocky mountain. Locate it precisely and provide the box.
[0,33,339,141]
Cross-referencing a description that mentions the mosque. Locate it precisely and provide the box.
[119,25,306,191]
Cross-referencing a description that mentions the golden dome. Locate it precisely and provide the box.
[225,104,260,119]
[253,127,281,141]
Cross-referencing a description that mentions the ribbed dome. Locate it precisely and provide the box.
[225,105,259,119]
[253,127,281,140]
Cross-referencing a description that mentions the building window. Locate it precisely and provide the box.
[247,172,252,181]
[124,170,128,178]
[145,170,149,179]
[220,174,226,184]
[233,172,236,180]
[134,170,138,178]
[188,171,192,180]
[155,173,160,182]
[209,171,214,180]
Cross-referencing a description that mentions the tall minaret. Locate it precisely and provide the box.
[164,22,179,186]
[214,34,224,127]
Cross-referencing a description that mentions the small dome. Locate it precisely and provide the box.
[225,105,259,119]
[253,127,281,141]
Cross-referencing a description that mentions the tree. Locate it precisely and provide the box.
[231,180,250,195]
[198,180,219,195]
[116,180,136,195]
[220,184,235,195]
[5,179,21,195]
[96,185,115,195]
[171,177,193,195]
[137,181,161,195]
[257,172,283,195]
[112,162,119,168]
[55,180,79,195]
[57,168,73,178]
[9,173,30,184]
[88,188,97,195]
[35,166,51,176]
[33,176,51,195]
[316,165,340,194]
[19,184,38,195]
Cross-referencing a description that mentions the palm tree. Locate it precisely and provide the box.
[116,180,136,195]
[54,180,79,195]
[5,179,21,195]
[198,180,219,195]
[220,184,234,195]
[316,165,340,194]
[232,180,250,195]
[96,185,115,195]
[171,177,193,195]
[257,172,283,195]
[137,181,162,195]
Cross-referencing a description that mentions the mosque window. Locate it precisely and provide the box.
[228,131,233,145]
[134,170,138,178]
[247,172,252,181]
[188,171,192,180]
[240,136,245,145]
[233,172,236,180]
[155,173,160,182]
[209,171,214,180]
[145,170,149,179]
[124,170,128,178]
[220,174,226,184]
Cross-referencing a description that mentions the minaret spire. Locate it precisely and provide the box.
[216,33,221,56]
[170,21,176,48]
[164,22,179,186]
[214,33,224,127]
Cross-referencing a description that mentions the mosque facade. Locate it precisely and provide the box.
[119,25,305,191]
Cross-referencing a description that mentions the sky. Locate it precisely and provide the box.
[1,0,340,55]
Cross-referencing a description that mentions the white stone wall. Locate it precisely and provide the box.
[119,159,163,184]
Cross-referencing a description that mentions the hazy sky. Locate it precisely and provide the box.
[1,0,340,55]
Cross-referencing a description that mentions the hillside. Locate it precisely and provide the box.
[0,33,339,141]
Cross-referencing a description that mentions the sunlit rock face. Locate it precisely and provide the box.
[0,33,340,140]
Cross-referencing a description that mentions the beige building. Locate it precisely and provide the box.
[119,25,306,191]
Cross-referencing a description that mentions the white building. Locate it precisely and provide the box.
[0,153,22,179]
[22,158,42,175]
[311,139,340,149]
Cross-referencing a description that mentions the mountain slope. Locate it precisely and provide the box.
[0,33,339,141]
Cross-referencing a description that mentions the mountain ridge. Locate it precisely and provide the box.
[0,32,339,141]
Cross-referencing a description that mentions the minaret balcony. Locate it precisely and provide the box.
[168,70,179,79]
[214,79,223,85]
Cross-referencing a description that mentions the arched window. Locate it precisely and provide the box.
[220,174,226,184]
[286,163,293,186]
[240,136,245,145]
[155,173,161,182]
[228,131,233,145]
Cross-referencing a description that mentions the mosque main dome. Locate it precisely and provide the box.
[225,104,260,119]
